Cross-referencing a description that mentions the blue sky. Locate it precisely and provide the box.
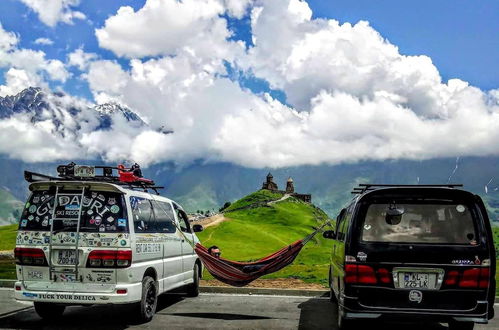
[0,0,497,101]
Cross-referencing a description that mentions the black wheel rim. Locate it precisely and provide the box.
[145,283,156,316]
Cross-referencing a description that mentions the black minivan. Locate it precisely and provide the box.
[324,184,496,329]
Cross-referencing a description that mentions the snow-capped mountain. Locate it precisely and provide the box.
[94,102,146,129]
[0,87,145,130]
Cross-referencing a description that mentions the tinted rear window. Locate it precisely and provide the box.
[361,203,478,244]
[19,189,128,233]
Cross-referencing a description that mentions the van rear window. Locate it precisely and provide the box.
[19,190,128,233]
[361,203,477,244]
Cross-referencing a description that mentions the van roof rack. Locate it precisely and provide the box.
[24,162,164,195]
[351,183,463,195]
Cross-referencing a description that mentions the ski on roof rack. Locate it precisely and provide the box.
[351,183,463,194]
[24,162,164,194]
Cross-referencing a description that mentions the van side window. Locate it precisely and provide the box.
[336,208,347,241]
[173,203,191,233]
[130,197,154,233]
[151,201,176,233]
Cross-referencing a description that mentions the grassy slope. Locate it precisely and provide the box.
[0,224,17,250]
[224,190,284,211]
[198,191,333,285]
[0,224,18,280]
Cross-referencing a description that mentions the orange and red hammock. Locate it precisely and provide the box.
[193,222,329,287]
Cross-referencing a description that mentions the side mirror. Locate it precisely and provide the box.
[192,224,204,232]
[323,230,336,240]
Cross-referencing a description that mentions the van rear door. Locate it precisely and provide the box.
[347,189,495,314]
[17,186,130,292]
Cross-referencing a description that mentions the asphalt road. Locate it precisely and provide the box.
[0,289,497,329]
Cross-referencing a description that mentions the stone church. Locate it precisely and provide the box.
[261,173,312,203]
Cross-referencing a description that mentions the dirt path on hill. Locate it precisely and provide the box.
[196,214,230,229]
[267,194,291,205]
[200,278,327,290]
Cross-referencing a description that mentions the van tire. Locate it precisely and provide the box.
[136,276,158,322]
[34,302,65,320]
[448,321,474,330]
[186,263,200,297]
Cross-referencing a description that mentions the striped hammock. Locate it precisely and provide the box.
[194,222,330,287]
[195,240,304,287]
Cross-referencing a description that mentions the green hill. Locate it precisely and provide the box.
[197,190,334,285]
[0,224,17,280]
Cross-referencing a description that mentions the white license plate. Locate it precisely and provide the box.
[400,272,436,289]
[74,165,95,177]
[57,250,78,265]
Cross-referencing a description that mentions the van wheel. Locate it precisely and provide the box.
[186,263,200,297]
[136,276,158,322]
[34,302,65,320]
[448,321,474,330]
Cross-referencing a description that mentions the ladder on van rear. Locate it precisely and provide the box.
[48,186,87,282]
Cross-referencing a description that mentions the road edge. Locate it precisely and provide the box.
[1,280,497,302]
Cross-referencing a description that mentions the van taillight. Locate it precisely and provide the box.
[443,268,489,289]
[14,248,47,266]
[377,268,392,284]
[444,270,459,286]
[345,264,377,284]
[459,268,489,289]
[87,250,132,268]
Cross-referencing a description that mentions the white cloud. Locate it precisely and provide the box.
[0,23,19,51]
[34,37,54,45]
[1,0,499,168]
[19,0,86,27]
[0,68,42,97]
[0,24,70,93]
[67,47,98,70]
[95,0,243,60]
[223,0,254,18]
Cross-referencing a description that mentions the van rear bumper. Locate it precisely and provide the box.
[13,281,142,305]
[341,294,490,324]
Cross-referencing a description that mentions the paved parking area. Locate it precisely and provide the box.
[0,289,497,329]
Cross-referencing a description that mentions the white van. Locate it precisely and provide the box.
[14,167,203,322]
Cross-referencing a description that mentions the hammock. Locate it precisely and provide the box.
[194,222,330,287]
[147,193,331,287]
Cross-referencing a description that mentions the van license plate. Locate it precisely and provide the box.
[57,250,77,265]
[401,272,436,289]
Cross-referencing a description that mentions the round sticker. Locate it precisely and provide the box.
[456,205,466,213]
[89,218,95,225]
[110,205,120,214]
[94,216,102,226]
[28,205,37,213]
[120,240,126,246]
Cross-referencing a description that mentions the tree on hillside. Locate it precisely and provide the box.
[219,201,231,212]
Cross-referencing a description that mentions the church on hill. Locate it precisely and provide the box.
[261,173,312,203]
